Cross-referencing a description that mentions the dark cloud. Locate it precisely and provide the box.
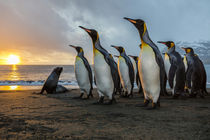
[0,0,209,64]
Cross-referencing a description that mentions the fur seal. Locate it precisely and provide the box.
[40,67,67,94]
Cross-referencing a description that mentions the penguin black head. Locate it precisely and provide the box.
[79,26,99,43]
[157,41,175,49]
[128,55,138,61]
[69,45,84,54]
[124,17,146,37]
[111,45,125,54]
[182,47,194,54]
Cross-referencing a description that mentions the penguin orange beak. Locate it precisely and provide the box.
[69,45,76,49]
[157,41,166,45]
[181,47,186,50]
[79,26,91,33]
[111,45,119,50]
[124,17,137,24]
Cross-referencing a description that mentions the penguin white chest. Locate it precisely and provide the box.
[183,56,188,72]
[94,50,114,96]
[118,57,131,92]
[75,57,90,91]
[164,54,171,79]
[139,45,160,102]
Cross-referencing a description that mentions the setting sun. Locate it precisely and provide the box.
[6,54,20,65]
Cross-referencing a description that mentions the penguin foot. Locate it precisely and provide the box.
[135,99,149,107]
[104,98,117,105]
[87,93,94,99]
[92,97,104,105]
[73,93,84,99]
[146,106,157,110]
[128,93,133,98]
[146,103,158,110]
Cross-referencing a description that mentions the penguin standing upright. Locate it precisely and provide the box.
[79,26,117,104]
[124,17,166,109]
[69,45,93,99]
[182,47,208,97]
[158,41,186,98]
[128,55,142,94]
[111,45,134,97]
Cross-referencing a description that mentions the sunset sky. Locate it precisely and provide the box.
[0,0,210,65]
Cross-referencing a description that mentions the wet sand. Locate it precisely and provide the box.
[0,88,210,139]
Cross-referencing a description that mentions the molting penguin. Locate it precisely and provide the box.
[124,17,166,109]
[182,47,208,97]
[128,55,143,94]
[79,26,117,104]
[158,41,186,98]
[40,67,65,94]
[111,45,134,97]
[69,45,93,99]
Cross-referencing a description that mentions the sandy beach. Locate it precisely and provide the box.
[0,88,210,140]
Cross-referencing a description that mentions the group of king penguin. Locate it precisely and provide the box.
[68,17,208,109]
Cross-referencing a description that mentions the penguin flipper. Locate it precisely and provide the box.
[168,64,177,88]
[81,56,93,89]
[107,57,119,91]
[154,49,167,94]
[124,56,135,87]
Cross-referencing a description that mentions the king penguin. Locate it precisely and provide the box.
[128,55,143,94]
[182,47,208,97]
[111,45,134,97]
[124,17,166,109]
[79,26,117,104]
[158,41,186,98]
[69,45,93,99]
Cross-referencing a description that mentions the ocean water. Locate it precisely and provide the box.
[0,65,78,90]
[0,65,209,90]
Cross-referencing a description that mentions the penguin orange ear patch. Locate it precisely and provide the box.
[171,43,175,48]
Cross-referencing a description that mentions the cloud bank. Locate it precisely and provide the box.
[0,0,209,64]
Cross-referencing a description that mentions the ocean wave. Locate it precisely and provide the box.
[0,80,78,86]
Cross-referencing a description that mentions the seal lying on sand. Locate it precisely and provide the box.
[40,67,68,94]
